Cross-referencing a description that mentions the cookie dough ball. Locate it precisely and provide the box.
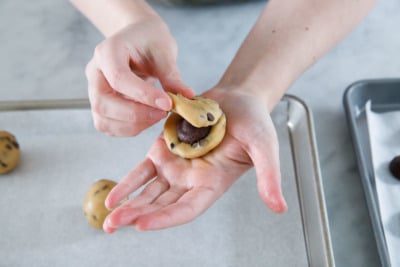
[164,93,226,159]
[389,156,400,180]
[83,179,117,230]
[0,131,20,174]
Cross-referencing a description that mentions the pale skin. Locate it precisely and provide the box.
[70,0,377,232]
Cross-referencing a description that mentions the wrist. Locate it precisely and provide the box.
[216,72,290,113]
[71,0,161,37]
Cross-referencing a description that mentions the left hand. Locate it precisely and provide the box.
[85,17,194,137]
[103,87,287,232]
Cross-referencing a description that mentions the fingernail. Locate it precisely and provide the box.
[104,199,112,211]
[103,217,116,233]
[180,87,195,99]
[272,196,288,214]
[155,98,171,111]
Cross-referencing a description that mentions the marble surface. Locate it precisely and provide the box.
[1,0,399,266]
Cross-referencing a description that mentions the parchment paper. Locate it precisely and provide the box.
[365,101,400,267]
[0,102,308,267]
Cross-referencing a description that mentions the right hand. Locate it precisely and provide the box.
[85,16,194,136]
[102,88,287,232]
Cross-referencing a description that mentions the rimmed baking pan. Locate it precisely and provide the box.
[0,95,333,266]
[343,78,400,267]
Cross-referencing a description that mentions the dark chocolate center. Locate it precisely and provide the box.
[177,118,211,145]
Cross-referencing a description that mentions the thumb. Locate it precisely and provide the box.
[248,128,287,214]
[155,54,195,98]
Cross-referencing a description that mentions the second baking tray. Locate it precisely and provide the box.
[344,78,400,267]
[0,95,333,267]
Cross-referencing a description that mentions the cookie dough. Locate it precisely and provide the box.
[389,155,400,180]
[164,93,226,159]
[168,93,223,128]
[83,179,117,230]
[0,131,20,174]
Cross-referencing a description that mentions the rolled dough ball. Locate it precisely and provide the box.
[0,131,20,174]
[83,179,117,230]
[164,93,226,159]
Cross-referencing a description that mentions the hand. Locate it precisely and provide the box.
[103,88,287,232]
[85,16,194,137]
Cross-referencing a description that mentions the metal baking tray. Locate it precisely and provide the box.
[343,78,400,267]
[0,95,333,267]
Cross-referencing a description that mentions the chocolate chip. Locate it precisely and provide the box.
[389,156,400,180]
[5,144,12,150]
[102,185,109,190]
[92,215,98,221]
[12,141,19,149]
[0,161,7,168]
[170,142,175,149]
[0,136,19,149]
[207,112,214,122]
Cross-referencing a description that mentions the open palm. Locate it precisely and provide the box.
[103,88,287,232]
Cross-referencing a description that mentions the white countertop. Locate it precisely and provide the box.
[1,0,399,265]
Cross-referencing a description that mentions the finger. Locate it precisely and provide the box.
[91,97,167,129]
[134,186,218,231]
[151,187,187,206]
[94,40,172,111]
[88,66,167,124]
[162,73,195,99]
[106,185,188,230]
[86,58,111,98]
[92,113,161,137]
[130,177,170,207]
[103,204,158,233]
[105,158,156,209]
[151,50,195,99]
[104,178,170,232]
[248,127,287,214]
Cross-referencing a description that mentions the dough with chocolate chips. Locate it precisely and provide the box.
[0,131,20,174]
[164,93,226,159]
[82,179,117,230]
[168,93,223,128]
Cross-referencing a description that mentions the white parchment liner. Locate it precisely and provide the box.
[366,101,400,267]
[0,102,308,267]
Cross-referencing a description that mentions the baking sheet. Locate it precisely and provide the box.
[365,101,400,266]
[0,96,333,267]
[344,78,400,267]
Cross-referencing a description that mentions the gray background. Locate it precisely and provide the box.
[1,0,399,266]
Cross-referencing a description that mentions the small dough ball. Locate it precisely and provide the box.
[0,131,20,174]
[83,179,117,230]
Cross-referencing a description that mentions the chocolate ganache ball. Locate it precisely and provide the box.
[389,155,400,180]
[177,118,211,145]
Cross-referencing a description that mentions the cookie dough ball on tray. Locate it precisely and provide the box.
[83,179,118,230]
[0,131,21,174]
[163,93,226,159]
